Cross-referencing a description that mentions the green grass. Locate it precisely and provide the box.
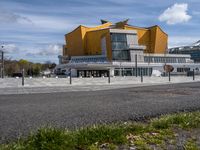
[0,111,200,150]
[150,111,200,129]
[184,139,199,150]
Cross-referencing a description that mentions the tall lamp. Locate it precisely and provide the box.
[1,46,4,78]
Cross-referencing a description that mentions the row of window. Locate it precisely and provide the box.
[144,57,186,63]
[114,68,152,76]
[177,68,190,72]
[70,57,108,63]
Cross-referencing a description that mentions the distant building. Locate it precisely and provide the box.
[56,20,200,77]
[169,41,200,62]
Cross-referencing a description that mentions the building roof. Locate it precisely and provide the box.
[65,20,167,36]
[191,40,200,46]
[169,40,200,52]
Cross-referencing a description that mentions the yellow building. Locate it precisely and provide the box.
[57,20,196,77]
[63,20,168,61]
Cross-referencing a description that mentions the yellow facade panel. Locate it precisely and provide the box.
[124,26,151,53]
[86,29,112,60]
[155,27,168,53]
[65,26,85,56]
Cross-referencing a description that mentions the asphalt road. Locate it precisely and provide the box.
[0,82,200,143]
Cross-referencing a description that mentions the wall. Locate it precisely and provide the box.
[124,26,150,53]
[124,25,168,54]
[64,22,112,57]
[65,26,85,56]
[86,29,112,60]
[153,26,168,54]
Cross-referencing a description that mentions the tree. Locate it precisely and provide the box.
[32,63,42,76]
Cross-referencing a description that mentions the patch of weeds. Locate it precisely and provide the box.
[88,143,117,150]
[88,144,99,150]
[133,138,150,150]
[150,111,200,130]
[184,139,199,150]
[74,124,127,149]
[124,122,148,134]
[129,129,175,149]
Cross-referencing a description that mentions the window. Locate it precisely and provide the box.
[177,68,190,72]
[111,33,127,42]
[114,68,152,76]
[112,42,127,50]
[111,33,130,61]
[111,33,127,51]
[112,50,130,61]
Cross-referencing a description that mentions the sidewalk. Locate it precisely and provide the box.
[0,76,199,95]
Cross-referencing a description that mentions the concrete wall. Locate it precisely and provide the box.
[130,50,144,62]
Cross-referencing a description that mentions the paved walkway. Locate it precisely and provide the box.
[0,76,199,95]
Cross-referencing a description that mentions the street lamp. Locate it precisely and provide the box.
[1,45,4,78]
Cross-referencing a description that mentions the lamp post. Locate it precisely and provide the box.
[135,54,138,77]
[148,52,151,76]
[1,46,4,79]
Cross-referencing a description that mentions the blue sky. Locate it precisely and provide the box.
[0,0,200,63]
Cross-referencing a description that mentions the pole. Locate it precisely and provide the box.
[141,69,143,83]
[135,54,138,77]
[108,69,110,84]
[169,72,171,82]
[148,53,150,76]
[22,68,24,86]
[1,51,4,78]
[120,61,122,77]
[69,68,72,84]
[193,69,195,81]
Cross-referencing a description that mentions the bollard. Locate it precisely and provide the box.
[69,68,72,84]
[168,72,171,82]
[193,69,195,81]
[22,69,25,86]
[108,69,110,84]
[141,69,143,83]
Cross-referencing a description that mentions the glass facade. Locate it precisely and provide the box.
[77,70,109,77]
[112,50,130,61]
[111,33,130,61]
[114,68,152,76]
[177,68,190,72]
[144,56,186,63]
[169,46,200,62]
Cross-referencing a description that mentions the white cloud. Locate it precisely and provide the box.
[26,15,76,31]
[26,44,62,57]
[1,44,19,53]
[0,10,33,25]
[38,44,62,56]
[168,36,200,48]
[159,3,192,25]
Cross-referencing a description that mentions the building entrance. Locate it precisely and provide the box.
[77,70,109,77]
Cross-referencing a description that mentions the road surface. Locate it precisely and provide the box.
[0,82,200,143]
